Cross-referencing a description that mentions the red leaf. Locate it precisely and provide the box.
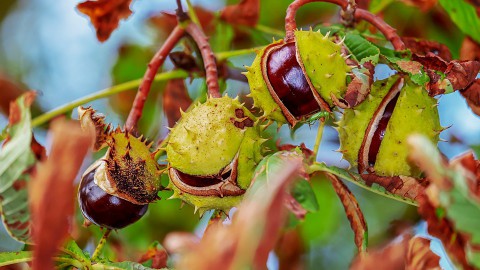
[327,174,367,253]
[0,75,28,116]
[274,229,305,270]
[220,0,260,27]
[30,119,94,270]
[360,174,428,200]
[138,243,169,269]
[77,0,133,42]
[406,237,441,270]
[450,151,480,199]
[460,79,480,116]
[460,36,480,61]
[397,0,438,11]
[162,79,192,128]
[169,159,303,270]
[341,62,375,108]
[413,53,480,94]
[402,37,452,61]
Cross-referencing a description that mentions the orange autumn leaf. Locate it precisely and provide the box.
[30,119,94,270]
[77,0,133,42]
[220,0,260,27]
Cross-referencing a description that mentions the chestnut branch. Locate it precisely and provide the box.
[125,25,186,131]
[284,0,405,50]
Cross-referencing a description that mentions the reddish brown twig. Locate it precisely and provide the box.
[284,0,405,50]
[125,25,185,131]
[185,22,221,98]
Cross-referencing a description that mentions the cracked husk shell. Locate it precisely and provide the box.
[97,130,161,204]
[245,30,349,125]
[337,75,441,177]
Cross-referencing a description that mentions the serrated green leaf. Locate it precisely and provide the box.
[291,180,319,212]
[0,93,36,244]
[0,251,32,267]
[344,33,380,64]
[62,240,90,262]
[439,0,480,43]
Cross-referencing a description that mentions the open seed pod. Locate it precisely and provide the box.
[337,75,441,177]
[166,96,265,215]
[245,30,350,126]
[77,129,161,229]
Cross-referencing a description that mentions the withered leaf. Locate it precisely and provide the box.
[327,173,367,253]
[30,119,93,270]
[0,75,28,116]
[450,151,480,199]
[220,0,260,27]
[341,62,375,108]
[77,0,133,42]
[351,232,441,270]
[274,229,305,270]
[461,79,480,116]
[398,0,438,11]
[360,174,427,201]
[460,36,480,61]
[137,242,168,269]
[162,78,192,128]
[413,53,480,95]
[402,37,452,61]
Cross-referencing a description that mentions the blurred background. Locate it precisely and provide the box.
[0,0,479,269]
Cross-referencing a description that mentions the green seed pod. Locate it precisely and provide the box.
[166,96,265,214]
[244,30,350,126]
[337,75,441,177]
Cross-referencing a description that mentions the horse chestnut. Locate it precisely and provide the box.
[166,96,266,215]
[78,166,148,229]
[245,30,350,126]
[337,75,441,177]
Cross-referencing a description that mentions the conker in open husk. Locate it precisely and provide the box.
[245,30,350,126]
[78,167,148,229]
[337,75,441,177]
[166,96,266,215]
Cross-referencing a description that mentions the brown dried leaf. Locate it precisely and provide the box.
[406,237,441,270]
[397,60,424,74]
[413,53,480,94]
[274,229,305,270]
[450,151,480,199]
[276,142,314,161]
[402,37,452,61]
[169,52,200,73]
[30,119,94,270]
[162,79,192,128]
[150,7,215,36]
[172,159,302,270]
[77,0,133,42]
[342,62,375,108]
[352,231,440,270]
[220,0,260,27]
[8,92,36,126]
[137,243,168,269]
[460,36,480,61]
[360,174,427,201]
[0,75,27,116]
[417,194,472,269]
[461,79,480,116]
[327,174,367,253]
[398,0,438,11]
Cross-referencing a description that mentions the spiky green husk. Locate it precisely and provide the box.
[338,75,441,177]
[167,96,259,176]
[244,40,288,124]
[102,130,160,204]
[295,30,349,107]
[166,96,265,212]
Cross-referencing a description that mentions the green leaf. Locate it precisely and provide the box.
[0,93,36,244]
[344,33,380,64]
[95,261,170,270]
[439,0,480,43]
[210,20,234,53]
[0,251,32,267]
[291,180,319,212]
[369,0,394,13]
